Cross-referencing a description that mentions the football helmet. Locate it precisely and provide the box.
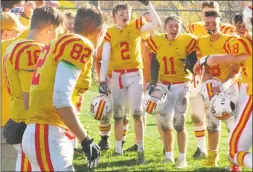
[210,88,236,120]
[189,75,202,98]
[243,5,252,30]
[200,78,222,108]
[9,7,24,16]
[90,94,112,120]
[143,83,170,115]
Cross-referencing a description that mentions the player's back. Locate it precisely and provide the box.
[3,39,43,123]
[27,34,94,129]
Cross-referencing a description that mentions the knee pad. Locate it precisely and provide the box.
[133,109,143,119]
[113,104,124,122]
[173,115,185,132]
[191,114,202,123]
[160,123,173,132]
[207,122,220,133]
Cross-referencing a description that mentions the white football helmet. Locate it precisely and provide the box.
[90,94,112,120]
[189,75,202,98]
[210,88,237,120]
[243,5,252,30]
[143,83,170,115]
[9,7,24,16]
[200,78,222,108]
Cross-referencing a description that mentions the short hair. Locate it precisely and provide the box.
[30,6,64,30]
[112,3,131,17]
[64,11,75,19]
[74,5,104,35]
[164,15,182,25]
[234,13,243,25]
[201,1,219,11]
[1,0,23,11]
[205,10,220,18]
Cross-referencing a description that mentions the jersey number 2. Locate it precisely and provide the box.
[120,42,130,60]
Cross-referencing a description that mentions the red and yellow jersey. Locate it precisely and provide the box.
[230,36,252,95]
[104,17,146,70]
[3,39,43,123]
[197,34,238,82]
[147,33,197,82]
[26,34,94,129]
[189,21,236,37]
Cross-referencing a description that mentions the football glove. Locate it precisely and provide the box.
[179,51,198,74]
[99,82,108,95]
[81,136,101,168]
[138,0,150,6]
[147,80,157,94]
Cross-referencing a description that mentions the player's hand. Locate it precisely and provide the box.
[179,58,192,75]
[81,136,101,168]
[147,80,156,94]
[99,82,108,95]
[138,0,150,6]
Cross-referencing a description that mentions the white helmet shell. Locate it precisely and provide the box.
[90,94,112,120]
[243,5,252,30]
[143,83,170,115]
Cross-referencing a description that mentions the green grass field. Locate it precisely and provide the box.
[73,87,251,171]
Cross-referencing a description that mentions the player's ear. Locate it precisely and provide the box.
[47,24,54,34]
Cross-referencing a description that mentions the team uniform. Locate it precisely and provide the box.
[3,39,44,171]
[197,34,240,132]
[147,34,196,157]
[22,34,94,171]
[228,36,252,168]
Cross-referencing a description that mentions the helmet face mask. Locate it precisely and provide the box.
[90,94,112,120]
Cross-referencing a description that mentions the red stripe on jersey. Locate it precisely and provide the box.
[9,41,35,65]
[220,25,226,32]
[146,38,156,53]
[21,151,25,171]
[192,24,195,33]
[223,36,235,52]
[136,19,139,30]
[140,17,143,28]
[187,41,197,54]
[35,124,45,171]
[54,38,81,62]
[104,37,110,42]
[15,44,35,70]
[106,32,111,39]
[223,27,231,34]
[53,35,73,54]
[237,38,251,55]
[186,39,196,53]
[44,124,54,171]
[245,37,252,55]
[149,36,157,50]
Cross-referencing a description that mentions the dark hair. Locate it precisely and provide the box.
[234,13,243,25]
[1,0,23,11]
[64,11,75,19]
[201,1,219,10]
[205,10,220,18]
[30,6,64,30]
[112,3,131,17]
[74,5,104,35]
[164,15,182,25]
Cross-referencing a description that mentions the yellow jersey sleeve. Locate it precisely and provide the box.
[230,37,252,56]
[18,29,29,39]
[146,35,160,53]
[220,23,236,35]
[53,34,95,69]
[19,16,30,27]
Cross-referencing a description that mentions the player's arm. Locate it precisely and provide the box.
[139,1,162,33]
[147,52,160,93]
[95,45,103,81]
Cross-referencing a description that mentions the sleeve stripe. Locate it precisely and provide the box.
[146,39,156,53]
[188,25,193,33]
[149,36,157,50]
[54,38,82,62]
[104,37,111,42]
[220,25,226,32]
[136,19,139,30]
[53,35,73,54]
[10,41,35,65]
[224,43,230,54]
[106,32,111,39]
[223,36,235,51]
[237,39,251,55]
[140,17,143,28]
[245,37,252,52]
[15,44,35,70]
[192,24,195,33]
[187,40,197,53]
[223,27,231,34]
[186,39,195,52]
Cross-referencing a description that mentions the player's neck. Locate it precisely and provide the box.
[209,32,221,42]
[26,30,46,45]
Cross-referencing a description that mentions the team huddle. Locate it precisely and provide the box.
[1,0,252,171]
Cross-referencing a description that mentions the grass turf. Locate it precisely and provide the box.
[73,88,251,171]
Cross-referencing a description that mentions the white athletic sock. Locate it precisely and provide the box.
[115,141,122,153]
[165,152,173,159]
[243,153,252,168]
[194,125,206,153]
[137,140,144,152]
[178,152,186,159]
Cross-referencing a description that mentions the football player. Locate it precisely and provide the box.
[194,10,240,167]
[147,15,197,168]
[1,0,25,12]
[22,5,105,170]
[1,11,26,172]
[19,1,36,27]
[99,1,161,163]
[194,5,252,171]
[234,13,251,38]
[3,6,63,171]
[188,1,236,160]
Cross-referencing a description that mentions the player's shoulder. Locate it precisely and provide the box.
[190,21,205,27]
[179,33,197,40]
[198,34,209,41]
[220,22,234,28]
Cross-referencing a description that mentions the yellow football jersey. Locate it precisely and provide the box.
[189,22,236,37]
[197,34,237,82]
[103,17,146,70]
[230,36,252,95]
[3,39,43,123]
[19,16,30,27]
[147,33,197,82]
[26,34,94,129]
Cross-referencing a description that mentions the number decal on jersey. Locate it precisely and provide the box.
[3,54,12,95]
[32,45,50,85]
[210,65,221,77]
[120,42,130,60]
[70,43,91,63]
[240,64,247,76]
[163,56,176,74]
[27,49,41,66]
[233,43,239,54]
